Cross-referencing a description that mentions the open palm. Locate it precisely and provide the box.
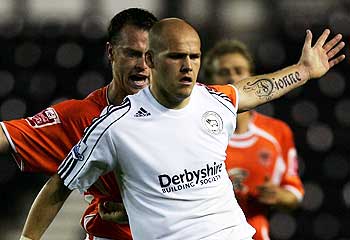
[298,29,345,79]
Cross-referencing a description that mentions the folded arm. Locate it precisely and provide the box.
[21,174,72,240]
[236,29,345,112]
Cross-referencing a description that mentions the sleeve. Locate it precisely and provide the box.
[208,84,239,109]
[279,123,305,202]
[57,104,126,193]
[0,100,96,174]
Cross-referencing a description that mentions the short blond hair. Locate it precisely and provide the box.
[202,40,254,84]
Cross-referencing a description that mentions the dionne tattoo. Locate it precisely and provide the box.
[243,71,301,99]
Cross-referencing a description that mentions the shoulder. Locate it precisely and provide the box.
[197,83,238,110]
[93,98,132,128]
[54,88,107,118]
[53,98,103,120]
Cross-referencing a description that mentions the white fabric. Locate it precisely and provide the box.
[19,236,33,240]
[59,85,255,240]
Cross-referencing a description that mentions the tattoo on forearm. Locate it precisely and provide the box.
[243,71,302,99]
[243,78,274,99]
[272,71,302,91]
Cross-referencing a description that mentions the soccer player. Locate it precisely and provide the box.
[21,18,345,240]
[203,39,305,240]
[0,8,157,240]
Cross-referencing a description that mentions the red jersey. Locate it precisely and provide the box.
[225,112,304,240]
[1,87,132,239]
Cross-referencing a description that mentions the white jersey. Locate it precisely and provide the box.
[58,84,255,240]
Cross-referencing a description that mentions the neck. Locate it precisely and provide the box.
[107,80,125,105]
[150,85,190,109]
[235,111,252,134]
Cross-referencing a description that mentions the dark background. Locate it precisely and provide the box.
[1,0,350,239]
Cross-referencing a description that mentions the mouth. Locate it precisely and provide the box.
[179,76,193,85]
[129,74,149,89]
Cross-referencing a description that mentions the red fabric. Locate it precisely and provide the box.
[3,87,132,239]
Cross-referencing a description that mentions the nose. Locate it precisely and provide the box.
[227,70,241,84]
[136,55,148,70]
[180,56,193,73]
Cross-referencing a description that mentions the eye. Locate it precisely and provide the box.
[190,54,201,60]
[216,69,230,77]
[236,68,242,75]
[124,49,143,58]
[168,53,186,59]
[235,67,249,75]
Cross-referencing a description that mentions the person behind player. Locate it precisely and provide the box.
[21,18,345,240]
[0,8,157,240]
[202,39,305,240]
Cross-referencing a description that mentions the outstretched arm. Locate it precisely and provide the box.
[21,174,72,240]
[236,29,345,112]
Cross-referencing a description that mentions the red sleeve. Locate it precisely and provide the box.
[279,123,305,201]
[1,99,102,174]
[207,84,239,109]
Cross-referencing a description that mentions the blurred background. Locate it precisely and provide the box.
[0,0,349,239]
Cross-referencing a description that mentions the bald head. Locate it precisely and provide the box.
[148,18,201,53]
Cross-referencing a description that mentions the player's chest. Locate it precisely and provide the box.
[113,110,232,175]
[226,136,280,173]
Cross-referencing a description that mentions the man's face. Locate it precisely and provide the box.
[212,53,251,85]
[108,24,150,96]
[150,30,201,106]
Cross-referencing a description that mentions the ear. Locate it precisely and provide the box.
[106,42,114,62]
[145,50,154,68]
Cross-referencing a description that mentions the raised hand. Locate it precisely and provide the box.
[298,29,345,80]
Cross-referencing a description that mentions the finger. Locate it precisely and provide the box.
[324,33,343,52]
[315,29,330,47]
[327,41,345,59]
[329,54,346,68]
[98,202,104,212]
[98,202,108,218]
[303,29,313,50]
[104,201,124,211]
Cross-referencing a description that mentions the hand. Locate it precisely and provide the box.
[256,179,299,209]
[98,201,129,224]
[256,180,283,206]
[298,29,345,80]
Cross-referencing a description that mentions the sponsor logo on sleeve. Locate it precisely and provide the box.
[201,111,223,135]
[158,162,223,193]
[72,141,88,161]
[26,107,61,128]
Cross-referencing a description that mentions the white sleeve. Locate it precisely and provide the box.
[57,102,130,193]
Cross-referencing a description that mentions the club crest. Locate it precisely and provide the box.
[201,111,223,135]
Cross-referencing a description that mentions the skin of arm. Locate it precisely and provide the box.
[235,29,345,112]
[21,174,72,240]
[0,126,10,153]
[256,180,299,210]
